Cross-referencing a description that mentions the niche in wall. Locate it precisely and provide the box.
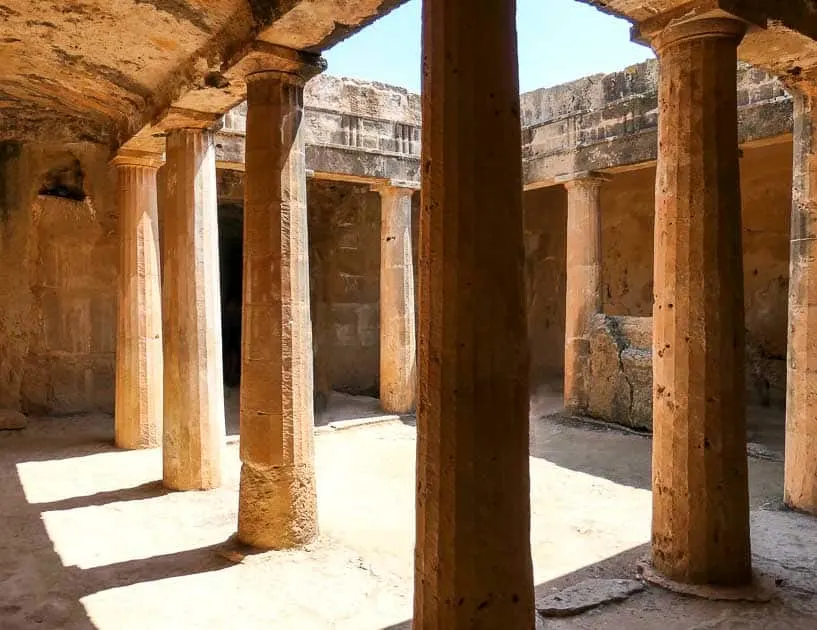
[38,156,86,201]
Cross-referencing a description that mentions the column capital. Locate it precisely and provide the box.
[233,42,326,84]
[557,171,610,190]
[111,149,164,169]
[633,7,753,51]
[371,179,421,194]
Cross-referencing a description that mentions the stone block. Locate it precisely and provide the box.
[587,314,653,430]
[536,579,644,617]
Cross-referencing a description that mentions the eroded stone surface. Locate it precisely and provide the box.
[588,315,653,430]
[0,410,26,430]
[537,579,644,617]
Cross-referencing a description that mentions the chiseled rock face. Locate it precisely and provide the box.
[587,314,653,431]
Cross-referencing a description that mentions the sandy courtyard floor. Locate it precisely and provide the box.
[1,391,816,629]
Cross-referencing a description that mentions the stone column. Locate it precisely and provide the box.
[562,172,607,414]
[644,15,751,585]
[785,84,817,514]
[113,151,163,450]
[414,0,534,626]
[161,127,225,491]
[374,181,417,414]
[237,55,323,549]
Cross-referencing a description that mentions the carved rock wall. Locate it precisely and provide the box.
[308,180,382,397]
[0,142,116,415]
[588,315,653,430]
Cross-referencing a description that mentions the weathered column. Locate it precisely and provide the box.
[414,0,534,627]
[161,127,225,491]
[237,52,324,549]
[562,172,607,414]
[642,15,751,585]
[785,84,817,514]
[113,151,163,449]
[374,181,417,414]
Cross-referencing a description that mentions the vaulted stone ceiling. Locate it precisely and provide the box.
[0,0,406,145]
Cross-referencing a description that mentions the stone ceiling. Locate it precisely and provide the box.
[5,0,817,149]
[582,0,817,78]
[0,0,406,146]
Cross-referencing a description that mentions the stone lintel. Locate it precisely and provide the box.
[118,109,224,158]
[111,149,164,169]
[371,178,420,192]
[154,108,224,133]
[556,171,611,187]
[216,160,245,172]
[228,41,326,83]
[632,1,765,47]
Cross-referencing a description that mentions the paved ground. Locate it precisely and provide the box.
[0,389,815,629]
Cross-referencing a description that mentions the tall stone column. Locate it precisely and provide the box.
[374,181,417,414]
[643,15,751,585]
[161,127,225,491]
[113,151,163,450]
[785,84,817,514]
[237,55,323,549]
[414,0,534,627]
[562,172,607,414]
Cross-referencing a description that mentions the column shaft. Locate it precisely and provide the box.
[114,157,163,449]
[563,175,604,414]
[650,17,751,585]
[414,0,534,626]
[162,128,225,491]
[238,70,317,549]
[785,87,817,513]
[378,185,416,414]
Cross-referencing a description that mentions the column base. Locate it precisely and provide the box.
[650,547,752,588]
[783,496,817,517]
[638,559,770,600]
[380,393,414,415]
[564,337,591,414]
[237,462,318,549]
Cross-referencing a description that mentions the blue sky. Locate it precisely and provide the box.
[324,0,654,94]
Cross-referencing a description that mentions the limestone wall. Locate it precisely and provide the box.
[522,60,791,185]
[525,137,792,425]
[0,142,116,415]
[0,66,796,424]
[218,75,421,183]
[308,180,383,397]
[524,186,567,385]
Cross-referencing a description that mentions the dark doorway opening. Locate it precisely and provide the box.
[218,204,243,387]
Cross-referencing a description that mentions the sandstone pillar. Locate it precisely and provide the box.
[562,172,607,414]
[113,151,163,449]
[374,181,417,414]
[414,0,534,626]
[237,56,323,549]
[785,85,817,514]
[645,15,751,585]
[161,127,225,491]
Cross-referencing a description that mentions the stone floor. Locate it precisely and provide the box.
[0,388,815,629]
